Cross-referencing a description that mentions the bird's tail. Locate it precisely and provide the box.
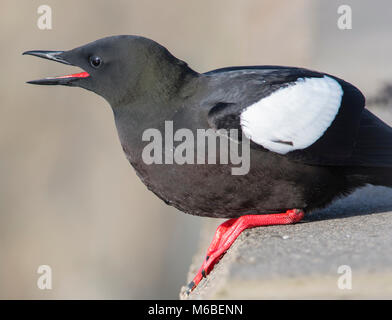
[344,109,392,188]
[346,166,392,188]
[366,167,392,187]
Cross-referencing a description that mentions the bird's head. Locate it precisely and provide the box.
[24,35,193,106]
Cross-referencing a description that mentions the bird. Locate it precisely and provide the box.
[23,35,392,294]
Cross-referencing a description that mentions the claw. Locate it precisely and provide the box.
[185,281,195,295]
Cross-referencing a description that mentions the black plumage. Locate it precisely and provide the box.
[23,35,392,219]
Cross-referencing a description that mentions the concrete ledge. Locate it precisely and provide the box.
[180,185,392,299]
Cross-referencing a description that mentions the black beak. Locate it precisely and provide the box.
[23,50,72,65]
[23,50,89,85]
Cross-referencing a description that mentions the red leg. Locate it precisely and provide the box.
[187,218,238,290]
[186,209,304,294]
[205,218,238,260]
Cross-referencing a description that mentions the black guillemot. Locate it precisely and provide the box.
[24,35,392,293]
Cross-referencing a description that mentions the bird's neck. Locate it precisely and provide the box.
[112,65,201,124]
[111,46,201,108]
[111,60,204,159]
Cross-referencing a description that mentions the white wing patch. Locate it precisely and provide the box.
[240,76,343,154]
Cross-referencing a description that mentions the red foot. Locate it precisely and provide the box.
[185,209,304,294]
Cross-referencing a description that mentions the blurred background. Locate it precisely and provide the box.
[0,0,391,299]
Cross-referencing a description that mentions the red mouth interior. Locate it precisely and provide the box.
[53,71,90,79]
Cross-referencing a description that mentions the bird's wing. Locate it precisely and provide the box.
[206,67,366,165]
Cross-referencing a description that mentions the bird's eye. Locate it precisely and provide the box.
[89,56,102,68]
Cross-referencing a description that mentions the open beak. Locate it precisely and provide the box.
[23,50,90,85]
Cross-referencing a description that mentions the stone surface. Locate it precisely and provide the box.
[181,185,392,299]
